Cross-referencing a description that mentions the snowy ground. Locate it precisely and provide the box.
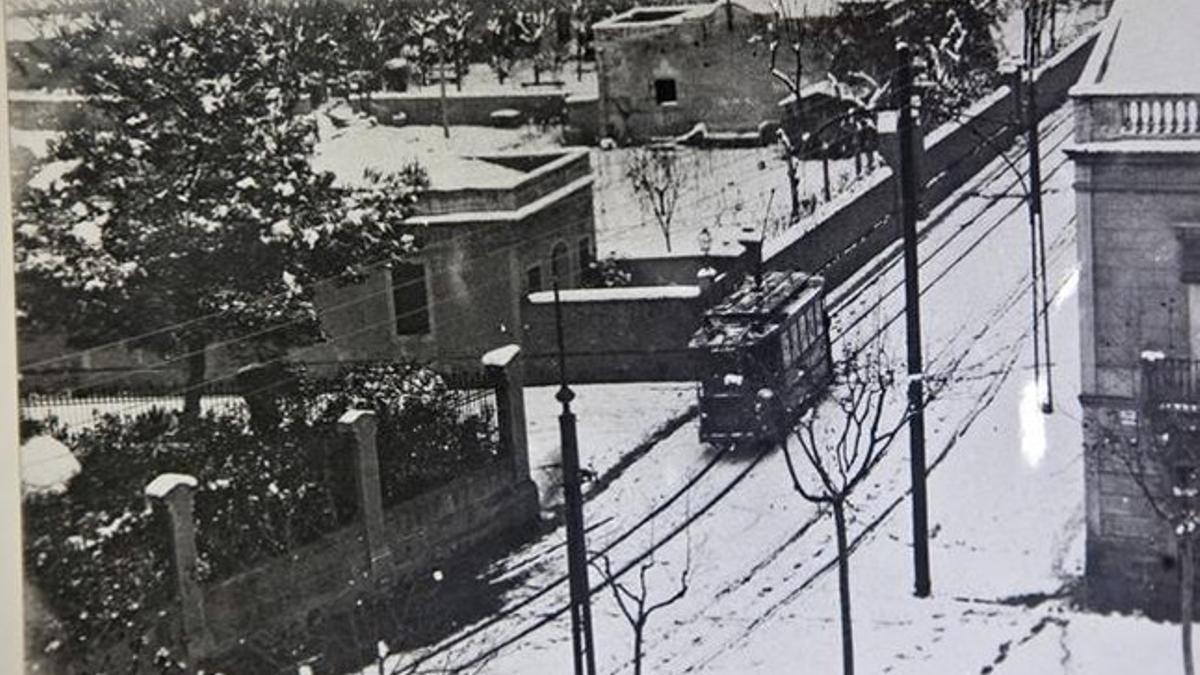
[523,382,697,510]
[592,146,868,259]
[362,102,1186,675]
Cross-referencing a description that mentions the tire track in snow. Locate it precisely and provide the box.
[692,146,1079,625]
[828,109,1074,338]
[686,226,1080,671]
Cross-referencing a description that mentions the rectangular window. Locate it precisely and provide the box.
[526,265,543,293]
[391,262,430,335]
[654,78,678,105]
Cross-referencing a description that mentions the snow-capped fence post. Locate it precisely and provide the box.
[144,473,215,663]
[483,344,531,481]
[338,409,391,584]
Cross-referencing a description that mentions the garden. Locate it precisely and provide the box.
[21,361,504,668]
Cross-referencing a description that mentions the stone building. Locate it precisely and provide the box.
[1069,0,1200,613]
[306,127,596,372]
[592,0,864,142]
[16,122,596,387]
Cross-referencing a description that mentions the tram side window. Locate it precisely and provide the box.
[781,325,794,367]
[793,314,807,354]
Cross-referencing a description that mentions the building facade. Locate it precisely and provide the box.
[17,130,596,387]
[593,1,847,142]
[305,137,596,373]
[1069,0,1200,613]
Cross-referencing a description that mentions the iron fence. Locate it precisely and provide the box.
[1143,357,1200,410]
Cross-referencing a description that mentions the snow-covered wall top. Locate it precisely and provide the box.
[527,286,701,304]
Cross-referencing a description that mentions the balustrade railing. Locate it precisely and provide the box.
[1084,95,1200,141]
[1142,356,1200,410]
[1121,96,1200,137]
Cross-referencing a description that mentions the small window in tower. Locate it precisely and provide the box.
[654,78,678,105]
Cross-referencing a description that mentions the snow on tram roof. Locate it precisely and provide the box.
[707,270,822,317]
[689,270,824,349]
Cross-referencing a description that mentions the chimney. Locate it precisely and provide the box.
[738,226,763,289]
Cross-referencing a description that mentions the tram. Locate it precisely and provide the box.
[689,270,834,447]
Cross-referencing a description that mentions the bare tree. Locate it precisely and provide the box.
[591,541,690,675]
[778,351,928,675]
[625,147,686,253]
[1098,351,1200,675]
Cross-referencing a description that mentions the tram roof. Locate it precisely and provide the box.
[689,270,824,349]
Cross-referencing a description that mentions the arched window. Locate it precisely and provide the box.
[550,241,570,284]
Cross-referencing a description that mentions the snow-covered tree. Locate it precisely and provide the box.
[625,146,688,253]
[591,538,690,675]
[482,9,522,85]
[779,351,931,675]
[513,0,570,85]
[410,0,475,92]
[14,0,429,420]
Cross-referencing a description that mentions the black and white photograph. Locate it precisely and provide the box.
[3,0,1199,672]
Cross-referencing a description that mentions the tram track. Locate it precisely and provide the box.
[828,109,1075,340]
[688,211,1081,671]
[402,106,1081,673]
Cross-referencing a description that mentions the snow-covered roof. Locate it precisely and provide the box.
[690,270,824,350]
[734,0,870,18]
[1074,0,1200,95]
[594,0,880,30]
[314,125,530,191]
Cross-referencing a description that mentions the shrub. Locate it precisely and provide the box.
[280,361,504,507]
[583,253,633,289]
[23,407,352,664]
[23,360,501,664]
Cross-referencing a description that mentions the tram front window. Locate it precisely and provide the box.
[706,352,742,391]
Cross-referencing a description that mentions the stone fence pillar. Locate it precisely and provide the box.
[483,344,531,482]
[144,473,214,664]
[338,410,391,584]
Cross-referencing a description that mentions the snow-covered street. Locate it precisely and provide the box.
[369,102,1183,675]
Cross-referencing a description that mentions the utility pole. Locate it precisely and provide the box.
[1026,1,1054,413]
[895,43,932,599]
[553,279,598,675]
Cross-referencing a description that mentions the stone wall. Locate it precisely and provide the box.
[142,349,538,661]
[519,286,710,385]
[594,6,832,142]
[765,28,1100,286]
[358,90,568,127]
[202,466,538,649]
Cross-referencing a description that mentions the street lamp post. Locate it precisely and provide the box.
[553,278,598,675]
